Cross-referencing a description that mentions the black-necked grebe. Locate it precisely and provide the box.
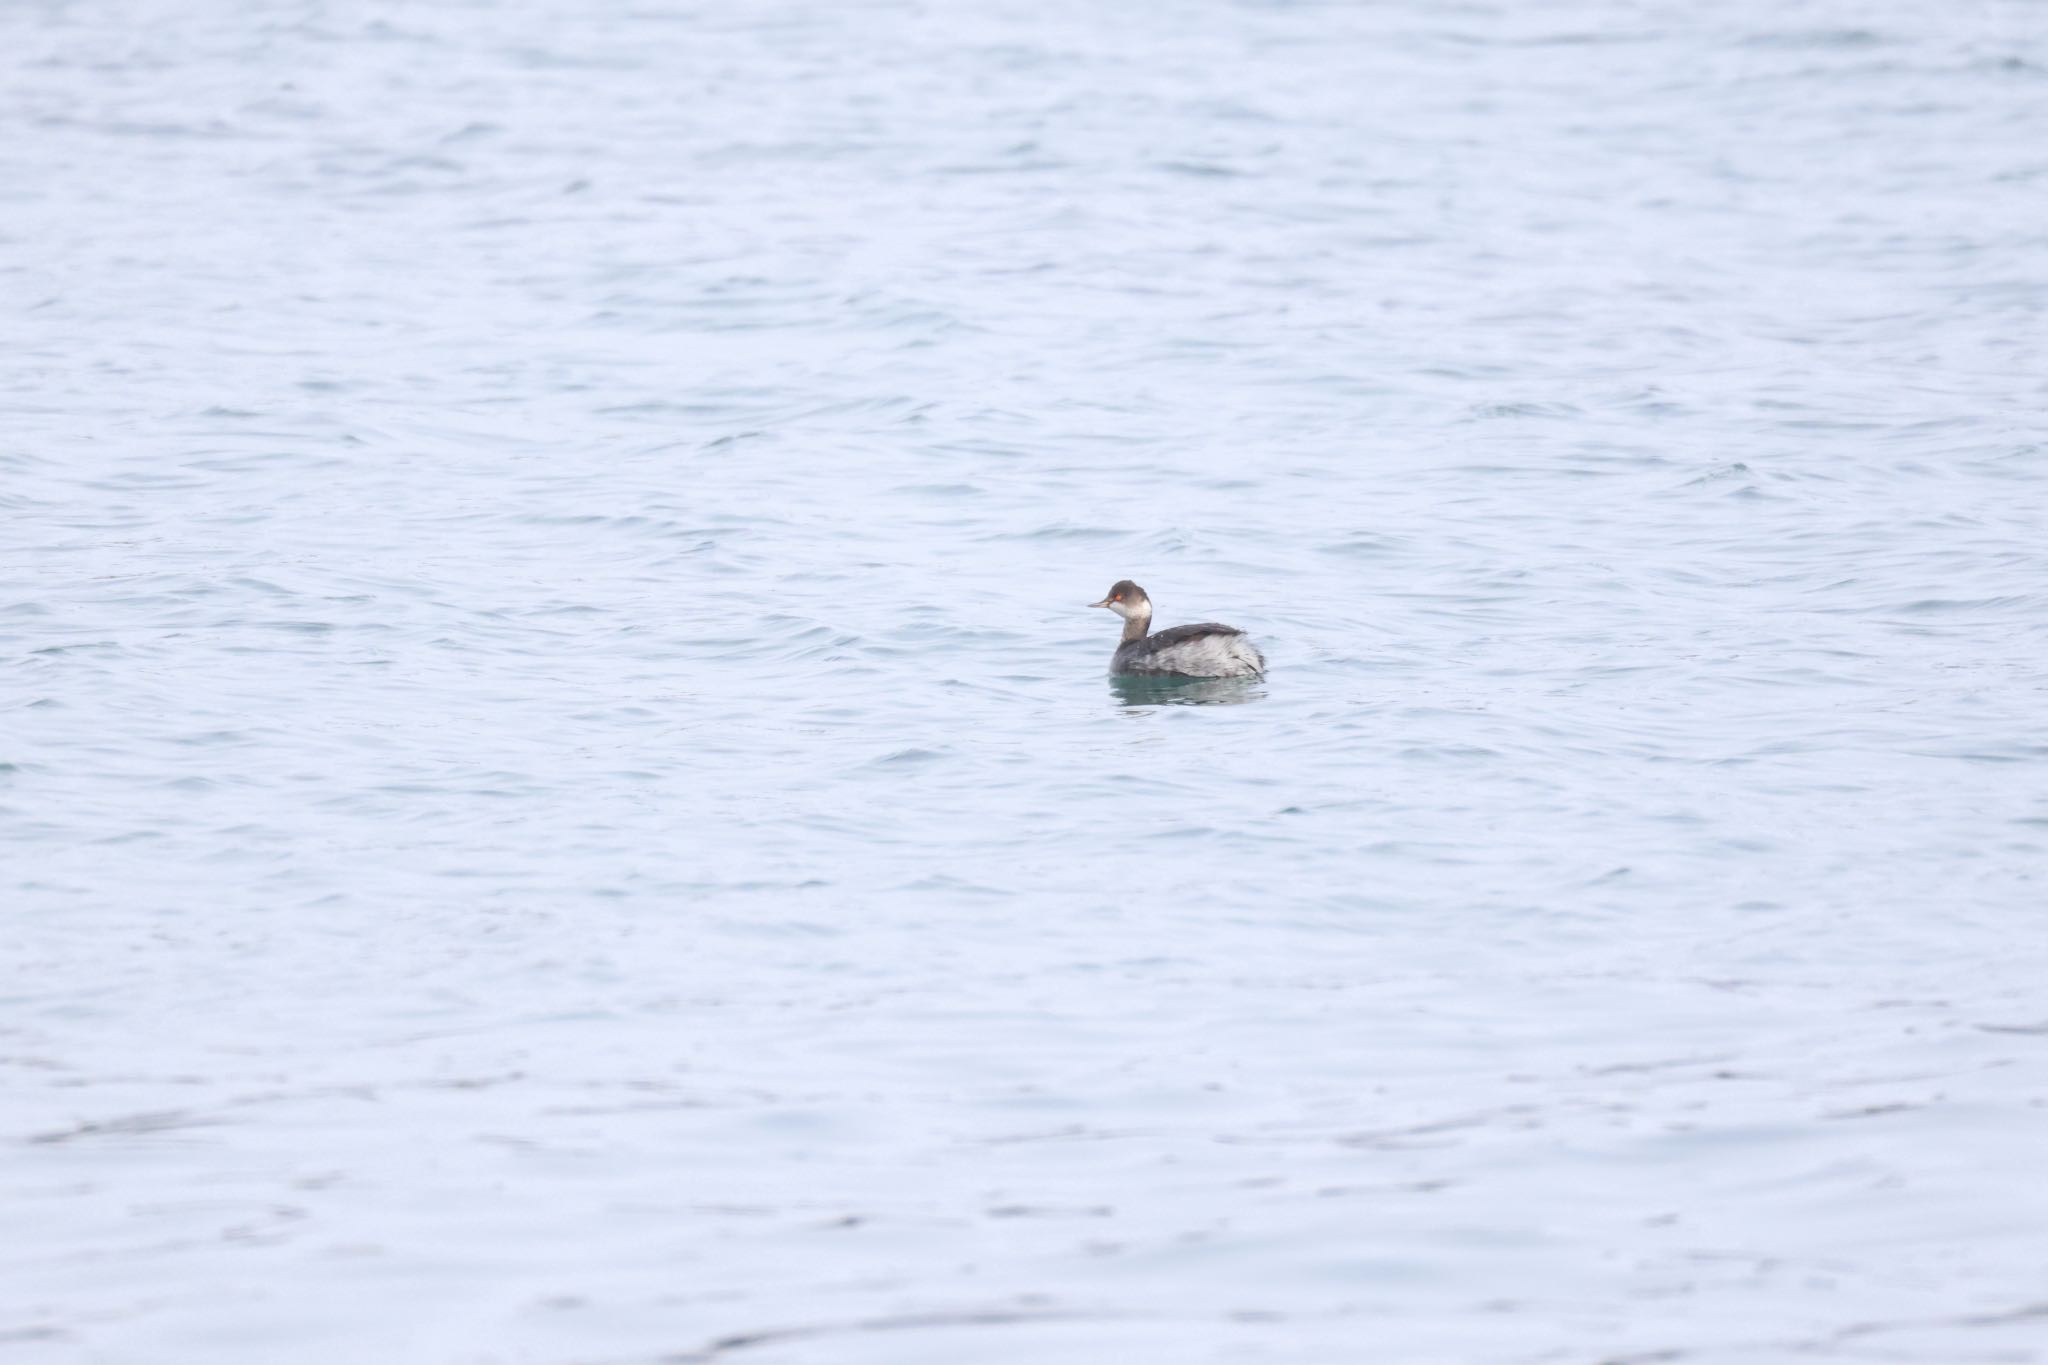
[1088,580,1265,678]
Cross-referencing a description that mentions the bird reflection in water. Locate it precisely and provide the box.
[1110,674,1265,708]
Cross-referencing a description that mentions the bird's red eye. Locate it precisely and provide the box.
[1113,594,1123,601]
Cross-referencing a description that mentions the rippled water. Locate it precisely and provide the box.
[8,1,2048,1361]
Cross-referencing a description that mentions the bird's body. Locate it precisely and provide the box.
[1089,581,1265,679]
[1113,621,1265,677]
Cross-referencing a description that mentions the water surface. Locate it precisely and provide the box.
[7,1,2048,1361]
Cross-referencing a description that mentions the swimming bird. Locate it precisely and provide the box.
[1088,580,1265,678]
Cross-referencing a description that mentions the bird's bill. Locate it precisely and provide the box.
[1087,597,1114,609]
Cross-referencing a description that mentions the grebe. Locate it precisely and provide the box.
[1088,580,1265,678]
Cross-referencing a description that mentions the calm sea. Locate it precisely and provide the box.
[7,1,2048,1360]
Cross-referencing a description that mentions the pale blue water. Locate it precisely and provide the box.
[7,1,2048,1361]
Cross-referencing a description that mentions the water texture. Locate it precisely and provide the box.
[6,0,2048,1360]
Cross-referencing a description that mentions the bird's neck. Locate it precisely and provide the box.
[1120,610,1151,643]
